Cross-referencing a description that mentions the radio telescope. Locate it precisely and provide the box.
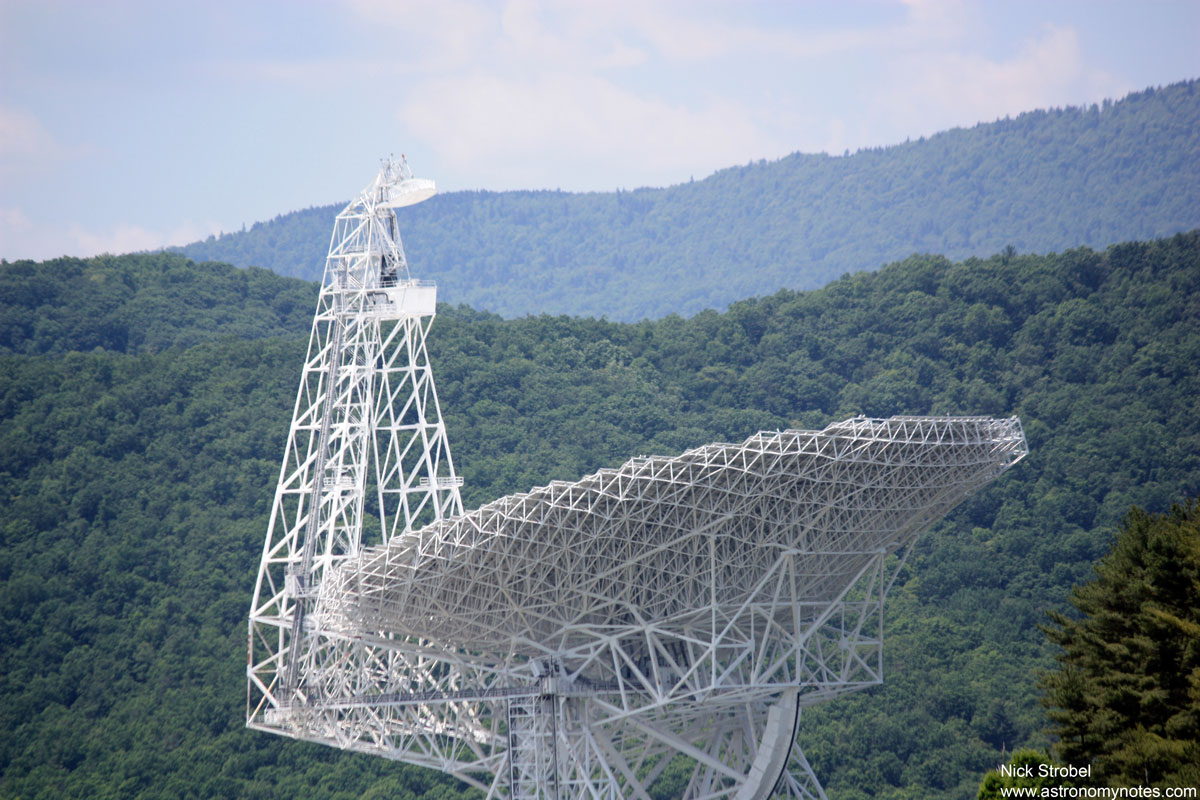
[247,159,1028,799]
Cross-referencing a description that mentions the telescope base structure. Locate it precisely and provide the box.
[248,416,1026,799]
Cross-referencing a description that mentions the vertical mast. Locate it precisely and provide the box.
[247,158,461,717]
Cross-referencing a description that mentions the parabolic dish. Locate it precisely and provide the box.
[380,177,436,208]
[318,415,1027,658]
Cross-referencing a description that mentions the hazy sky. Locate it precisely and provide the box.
[2,0,1197,261]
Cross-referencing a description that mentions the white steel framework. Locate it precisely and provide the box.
[247,161,1028,800]
[248,157,462,738]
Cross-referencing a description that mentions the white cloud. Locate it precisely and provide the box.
[0,106,66,172]
[219,0,495,87]
[381,1,1137,187]
[0,207,219,261]
[0,105,95,197]
[339,0,893,79]
[918,25,1082,118]
[401,71,785,188]
[0,206,47,260]
[0,205,33,234]
[485,0,893,68]
[873,23,1129,140]
[218,55,409,87]
[67,219,219,257]
[616,3,873,63]
[0,107,46,155]
[66,223,176,257]
[345,0,494,71]
[375,0,869,186]
[897,0,972,44]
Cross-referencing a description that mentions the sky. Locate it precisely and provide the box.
[1,0,1198,262]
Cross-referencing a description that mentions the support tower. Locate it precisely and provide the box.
[247,158,462,729]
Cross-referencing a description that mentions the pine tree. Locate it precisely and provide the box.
[1041,500,1200,787]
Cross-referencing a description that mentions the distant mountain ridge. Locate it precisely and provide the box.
[179,80,1200,320]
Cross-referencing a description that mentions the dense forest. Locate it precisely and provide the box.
[178,81,1200,321]
[978,498,1200,796]
[2,231,1198,798]
[1041,501,1200,789]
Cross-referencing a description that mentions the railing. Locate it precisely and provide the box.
[420,476,465,489]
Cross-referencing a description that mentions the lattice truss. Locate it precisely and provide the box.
[247,162,1028,800]
[248,158,463,738]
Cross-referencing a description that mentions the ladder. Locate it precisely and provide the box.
[507,695,559,800]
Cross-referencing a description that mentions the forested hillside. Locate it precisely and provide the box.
[179,81,1200,320]
[0,254,317,355]
[2,231,1199,799]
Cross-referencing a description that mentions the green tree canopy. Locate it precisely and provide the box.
[3,232,1199,799]
[1041,500,1200,787]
